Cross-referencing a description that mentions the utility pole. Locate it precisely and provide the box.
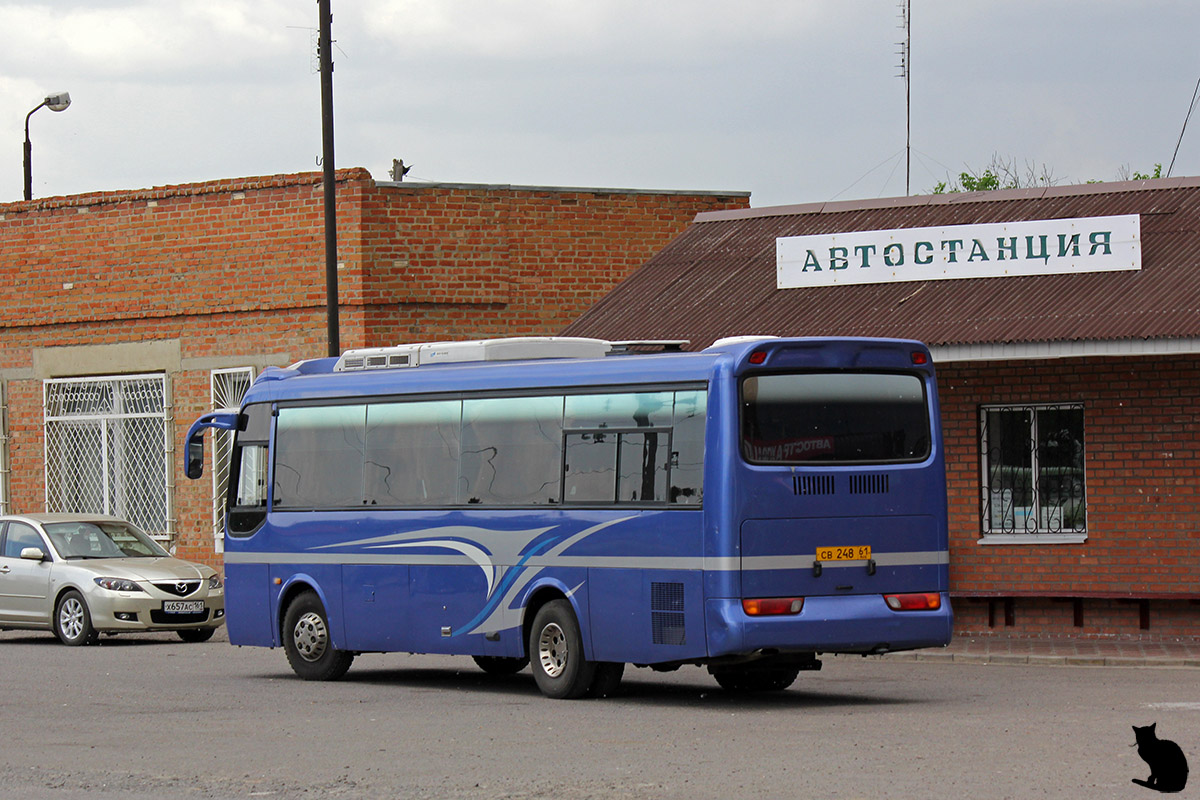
[318,0,339,356]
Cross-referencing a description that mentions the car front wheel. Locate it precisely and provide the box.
[55,590,98,646]
[177,627,216,643]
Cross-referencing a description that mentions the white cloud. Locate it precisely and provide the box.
[1,1,298,81]
[1,0,1198,205]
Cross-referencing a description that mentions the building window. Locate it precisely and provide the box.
[44,374,172,541]
[210,368,255,553]
[980,403,1086,541]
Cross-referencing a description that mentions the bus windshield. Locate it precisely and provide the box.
[741,371,930,464]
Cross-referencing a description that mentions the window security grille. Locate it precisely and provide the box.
[44,374,172,540]
[980,403,1086,536]
[210,368,255,553]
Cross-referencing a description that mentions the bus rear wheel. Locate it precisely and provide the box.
[473,655,529,675]
[588,661,625,697]
[282,591,354,681]
[529,600,596,699]
[710,665,800,693]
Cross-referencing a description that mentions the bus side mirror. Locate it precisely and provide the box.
[186,433,205,480]
[184,410,240,481]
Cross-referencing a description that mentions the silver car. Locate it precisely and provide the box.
[0,514,225,645]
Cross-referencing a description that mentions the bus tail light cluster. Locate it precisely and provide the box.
[743,597,804,616]
[884,592,941,611]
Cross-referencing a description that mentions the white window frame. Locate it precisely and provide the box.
[210,367,256,554]
[43,373,173,542]
[979,402,1087,545]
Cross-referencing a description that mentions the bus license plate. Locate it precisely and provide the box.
[162,600,205,614]
[816,545,871,562]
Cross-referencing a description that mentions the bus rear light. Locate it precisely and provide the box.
[911,351,929,365]
[743,597,804,616]
[884,592,941,611]
[748,350,767,365]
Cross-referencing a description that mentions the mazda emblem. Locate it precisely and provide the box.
[176,581,187,594]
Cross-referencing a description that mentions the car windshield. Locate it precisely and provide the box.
[43,521,169,560]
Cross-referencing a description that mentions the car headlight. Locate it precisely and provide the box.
[94,577,144,592]
[208,574,223,590]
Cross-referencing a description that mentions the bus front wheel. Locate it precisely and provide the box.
[528,600,596,699]
[282,591,354,681]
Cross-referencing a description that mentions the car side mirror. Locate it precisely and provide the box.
[19,547,46,562]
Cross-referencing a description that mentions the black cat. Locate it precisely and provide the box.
[1132,723,1189,793]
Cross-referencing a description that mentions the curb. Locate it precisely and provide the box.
[859,651,1200,668]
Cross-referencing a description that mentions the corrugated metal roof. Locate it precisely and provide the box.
[563,177,1200,350]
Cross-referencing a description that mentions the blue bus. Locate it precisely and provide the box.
[186,335,951,698]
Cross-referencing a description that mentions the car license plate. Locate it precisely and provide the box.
[162,600,205,614]
[816,545,871,561]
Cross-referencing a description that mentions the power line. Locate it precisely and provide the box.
[1167,75,1200,178]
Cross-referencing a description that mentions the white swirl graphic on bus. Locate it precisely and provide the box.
[312,517,633,636]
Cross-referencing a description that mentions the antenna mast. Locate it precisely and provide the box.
[897,0,911,195]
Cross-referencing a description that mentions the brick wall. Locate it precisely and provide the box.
[939,354,1200,638]
[0,170,748,568]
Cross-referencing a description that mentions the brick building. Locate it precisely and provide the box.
[564,177,1200,640]
[0,168,748,567]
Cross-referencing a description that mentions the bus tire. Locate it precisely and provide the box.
[282,591,354,681]
[711,665,800,693]
[177,627,216,643]
[588,661,625,697]
[472,655,529,675]
[529,600,596,699]
[55,590,98,646]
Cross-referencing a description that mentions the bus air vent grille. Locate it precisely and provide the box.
[651,581,686,646]
[849,474,890,494]
[793,475,835,496]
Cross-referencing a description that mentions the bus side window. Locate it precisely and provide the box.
[670,390,705,504]
[228,403,272,535]
[461,396,564,505]
[235,445,269,507]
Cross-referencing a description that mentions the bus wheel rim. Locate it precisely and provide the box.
[537,622,568,678]
[293,611,329,662]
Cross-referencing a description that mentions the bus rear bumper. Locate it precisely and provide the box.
[705,593,953,658]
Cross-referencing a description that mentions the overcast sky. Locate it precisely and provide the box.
[3,1,1199,208]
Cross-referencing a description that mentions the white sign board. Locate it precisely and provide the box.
[776,214,1141,289]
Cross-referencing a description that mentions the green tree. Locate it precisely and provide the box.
[931,153,1056,194]
[1129,163,1163,180]
[930,154,1165,194]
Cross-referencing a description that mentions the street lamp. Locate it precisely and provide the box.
[24,91,71,201]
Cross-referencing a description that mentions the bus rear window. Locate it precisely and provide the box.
[741,372,930,464]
